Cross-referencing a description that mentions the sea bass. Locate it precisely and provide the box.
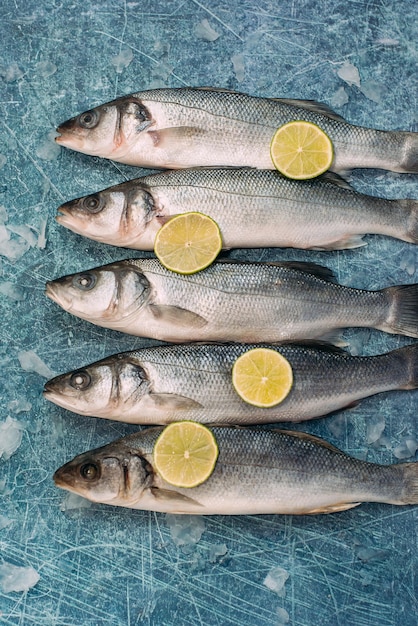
[53,426,418,515]
[56,168,418,251]
[45,258,418,343]
[55,88,418,174]
[43,342,418,424]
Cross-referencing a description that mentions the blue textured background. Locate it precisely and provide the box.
[0,1,417,624]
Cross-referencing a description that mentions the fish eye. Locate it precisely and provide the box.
[70,371,91,390]
[78,110,99,129]
[82,194,104,214]
[80,462,99,481]
[72,273,97,291]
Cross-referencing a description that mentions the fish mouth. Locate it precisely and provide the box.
[45,281,73,310]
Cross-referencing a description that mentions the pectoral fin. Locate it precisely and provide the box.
[149,304,208,329]
[149,393,203,411]
[150,487,203,511]
[304,502,361,515]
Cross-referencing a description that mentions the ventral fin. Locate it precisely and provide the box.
[150,487,203,508]
[311,235,367,251]
[149,304,208,329]
[304,502,361,515]
[273,98,347,123]
[149,393,203,411]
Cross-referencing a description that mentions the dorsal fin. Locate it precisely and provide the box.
[275,429,347,455]
[272,98,347,123]
[272,262,336,283]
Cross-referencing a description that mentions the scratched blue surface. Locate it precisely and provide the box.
[0,1,417,624]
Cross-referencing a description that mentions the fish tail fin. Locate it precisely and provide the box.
[381,284,418,338]
[397,199,418,244]
[396,463,418,505]
[397,131,418,174]
[389,343,418,389]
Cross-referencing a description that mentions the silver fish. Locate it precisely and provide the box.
[45,258,418,343]
[56,168,418,251]
[55,87,418,174]
[53,426,418,515]
[43,342,418,425]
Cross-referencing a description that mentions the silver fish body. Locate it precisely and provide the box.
[53,426,418,515]
[55,88,418,174]
[43,342,418,425]
[45,258,418,343]
[56,168,418,251]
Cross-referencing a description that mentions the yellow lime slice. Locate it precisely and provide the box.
[232,348,293,408]
[270,120,334,180]
[154,212,222,274]
[153,421,219,488]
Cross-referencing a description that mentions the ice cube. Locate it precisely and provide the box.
[0,281,25,301]
[36,130,62,161]
[330,86,349,107]
[35,60,57,78]
[0,561,40,593]
[8,397,32,414]
[337,61,361,87]
[166,514,205,547]
[209,543,228,563]
[111,48,134,74]
[0,417,25,461]
[0,515,12,530]
[232,53,245,82]
[195,19,220,42]
[18,350,55,378]
[263,566,289,597]
[393,437,418,460]
[366,415,385,444]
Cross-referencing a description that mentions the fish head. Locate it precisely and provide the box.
[43,356,152,420]
[45,261,152,327]
[56,182,158,248]
[55,97,154,162]
[53,441,154,505]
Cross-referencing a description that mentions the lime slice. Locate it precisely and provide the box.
[154,212,222,274]
[270,120,334,180]
[232,348,293,408]
[153,421,219,488]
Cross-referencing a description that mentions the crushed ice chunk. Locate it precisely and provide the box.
[0,155,7,169]
[360,80,385,104]
[7,224,37,247]
[209,543,228,563]
[277,607,290,624]
[231,53,245,82]
[337,61,361,87]
[330,86,349,108]
[400,248,416,277]
[0,417,25,461]
[61,492,92,512]
[0,62,24,83]
[375,38,399,46]
[0,226,30,261]
[195,19,220,42]
[111,48,134,73]
[8,398,32,414]
[0,515,13,530]
[393,437,418,459]
[37,218,47,249]
[0,562,40,593]
[18,350,55,378]
[327,414,347,438]
[263,566,289,597]
[366,414,385,444]
[166,514,205,548]
[0,281,25,301]
[35,60,57,78]
[36,130,61,161]
[356,545,388,562]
